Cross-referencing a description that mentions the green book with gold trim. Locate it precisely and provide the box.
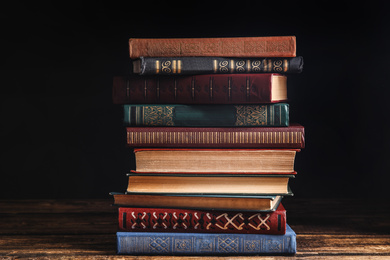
[123,103,289,127]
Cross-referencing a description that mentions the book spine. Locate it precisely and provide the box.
[128,36,296,58]
[123,104,289,127]
[112,74,279,105]
[126,125,305,148]
[136,57,303,75]
[118,206,286,234]
[117,225,296,255]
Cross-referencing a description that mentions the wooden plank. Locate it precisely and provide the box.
[1,234,389,259]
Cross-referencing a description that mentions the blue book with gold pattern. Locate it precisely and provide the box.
[123,103,289,127]
[117,224,296,255]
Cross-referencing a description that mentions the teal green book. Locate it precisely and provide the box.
[123,103,289,127]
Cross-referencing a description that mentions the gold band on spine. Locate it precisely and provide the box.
[156,60,160,74]
[263,59,267,72]
[283,59,288,72]
[178,60,182,73]
[230,60,234,72]
[247,60,250,72]
[213,60,217,73]
[172,60,177,73]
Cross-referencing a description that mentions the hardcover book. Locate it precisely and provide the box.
[116,224,296,255]
[124,103,289,127]
[112,74,287,104]
[126,174,294,195]
[128,36,296,58]
[110,192,285,212]
[133,149,298,173]
[126,124,305,149]
[118,203,286,234]
[133,56,303,75]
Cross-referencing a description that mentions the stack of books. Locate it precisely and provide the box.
[111,36,305,256]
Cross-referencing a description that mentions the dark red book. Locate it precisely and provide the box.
[118,204,286,234]
[126,124,305,149]
[113,73,287,104]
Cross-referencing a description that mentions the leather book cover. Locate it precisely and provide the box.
[112,74,286,105]
[123,103,289,127]
[134,56,303,75]
[126,124,305,148]
[110,192,284,212]
[118,204,286,234]
[128,36,296,58]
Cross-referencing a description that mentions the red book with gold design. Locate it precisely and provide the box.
[118,204,286,234]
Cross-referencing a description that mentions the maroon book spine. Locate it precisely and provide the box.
[126,124,305,149]
[118,204,286,234]
[113,74,283,104]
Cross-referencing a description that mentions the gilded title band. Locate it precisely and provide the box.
[155,60,182,74]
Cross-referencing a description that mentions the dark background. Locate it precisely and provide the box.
[2,1,390,199]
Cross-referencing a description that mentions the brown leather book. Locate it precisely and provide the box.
[110,192,284,211]
[129,36,296,58]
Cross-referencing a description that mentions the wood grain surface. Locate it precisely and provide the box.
[0,198,389,259]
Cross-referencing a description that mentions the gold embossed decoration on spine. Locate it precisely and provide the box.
[234,105,267,126]
[143,106,175,126]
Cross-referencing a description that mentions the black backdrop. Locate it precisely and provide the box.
[2,1,390,199]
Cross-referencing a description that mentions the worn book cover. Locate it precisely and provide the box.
[110,192,285,211]
[128,36,296,58]
[116,224,296,255]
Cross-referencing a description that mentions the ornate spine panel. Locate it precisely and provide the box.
[135,57,303,75]
[118,204,286,234]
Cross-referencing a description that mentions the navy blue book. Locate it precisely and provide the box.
[117,224,296,255]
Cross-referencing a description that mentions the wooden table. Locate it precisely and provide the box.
[1,198,389,259]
